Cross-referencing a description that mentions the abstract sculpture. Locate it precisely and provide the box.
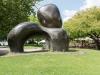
[7,4,69,52]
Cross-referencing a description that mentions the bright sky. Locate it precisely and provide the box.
[36,0,100,21]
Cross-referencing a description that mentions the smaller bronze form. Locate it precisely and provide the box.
[7,4,69,52]
[37,4,62,28]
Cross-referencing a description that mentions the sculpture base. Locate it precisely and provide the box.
[42,28,69,52]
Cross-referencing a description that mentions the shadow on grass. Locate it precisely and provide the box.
[67,48,79,52]
[23,49,79,53]
[24,50,49,53]
[24,49,79,53]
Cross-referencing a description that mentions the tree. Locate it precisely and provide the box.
[28,15,39,24]
[64,7,100,50]
[0,0,41,40]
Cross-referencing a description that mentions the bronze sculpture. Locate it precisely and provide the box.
[7,4,69,52]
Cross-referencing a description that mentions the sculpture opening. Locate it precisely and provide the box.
[24,36,49,52]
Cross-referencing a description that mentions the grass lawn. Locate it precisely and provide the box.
[0,48,100,75]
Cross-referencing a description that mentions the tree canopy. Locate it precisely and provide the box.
[64,7,100,49]
[0,0,41,39]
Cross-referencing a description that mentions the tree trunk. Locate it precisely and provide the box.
[90,33,100,50]
[93,39,100,50]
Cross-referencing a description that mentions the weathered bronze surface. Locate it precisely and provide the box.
[37,4,62,28]
[7,22,49,52]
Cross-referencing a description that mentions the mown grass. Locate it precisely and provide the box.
[0,48,100,75]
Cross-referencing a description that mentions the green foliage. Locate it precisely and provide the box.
[0,48,100,75]
[28,15,39,24]
[0,0,41,39]
[64,7,100,39]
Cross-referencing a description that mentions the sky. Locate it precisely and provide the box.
[36,0,100,21]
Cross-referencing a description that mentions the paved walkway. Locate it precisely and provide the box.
[0,47,44,52]
[0,47,48,56]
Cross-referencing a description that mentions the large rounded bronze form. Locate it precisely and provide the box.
[7,22,49,52]
[7,22,69,52]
